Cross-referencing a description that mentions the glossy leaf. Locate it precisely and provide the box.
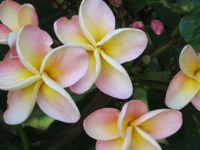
[122,0,194,14]
[180,5,200,54]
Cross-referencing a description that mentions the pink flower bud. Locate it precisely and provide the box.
[108,0,122,8]
[150,19,164,35]
[129,21,144,30]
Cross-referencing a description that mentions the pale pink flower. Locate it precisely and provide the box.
[0,0,38,56]
[84,100,182,150]
[150,19,164,35]
[0,25,89,125]
[166,44,200,110]
[54,0,148,99]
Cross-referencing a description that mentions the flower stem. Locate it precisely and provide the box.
[131,68,170,82]
[41,91,111,150]
[137,80,168,91]
[15,124,29,150]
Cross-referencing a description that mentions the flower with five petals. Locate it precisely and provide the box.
[54,0,148,99]
[84,100,182,150]
[0,25,89,124]
[0,0,38,56]
[166,44,200,110]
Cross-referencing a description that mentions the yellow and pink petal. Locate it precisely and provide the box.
[70,50,101,94]
[79,0,115,45]
[18,4,38,27]
[117,100,148,137]
[191,90,200,111]
[179,44,200,78]
[96,137,125,150]
[17,25,53,74]
[38,73,80,123]
[40,44,89,88]
[7,31,18,56]
[84,108,120,140]
[95,51,132,99]
[165,71,200,110]
[129,127,161,150]
[0,57,41,90]
[3,50,13,61]
[0,23,12,44]
[98,28,147,64]
[132,109,182,140]
[54,16,91,46]
[0,0,21,31]
[3,81,42,124]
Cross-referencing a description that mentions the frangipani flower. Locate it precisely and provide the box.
[166,44,200,110]
[54,0,148,99]
[0,25,89,124]
[84,100,182,150]
[0,0,38,56]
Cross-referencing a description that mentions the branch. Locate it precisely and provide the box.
[137,80,168,91]
[131,68,170,82]
[42,91,111,150]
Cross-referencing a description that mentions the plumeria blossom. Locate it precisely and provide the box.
[0,25,89,124]
[54,0,148,99]
[0,0,38,56]
[84,100,182,150]
[166,44,200,110]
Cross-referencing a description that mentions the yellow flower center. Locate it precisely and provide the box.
[195,71,200,83]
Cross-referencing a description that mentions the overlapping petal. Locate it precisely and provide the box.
[54,16,91,46]
[179,44,200,78]
[37,73,80,123]
[79,0,115,45]
[98,28,148,63]
[122,126,133,150]
[84,108,120,140]
[18,4,38,27]
[3,50,13,61]
[118,100,148,137]
[70,51,98,94]
[0,57,41,90]
[191,90,200,111]
[7,31,18,56]
[165,71,200,110]
[0,0,21,31]
[17,25,53,74]
[95,51,133,99]
[131,109,182,140]
[3,81,42,124]
[130,127,161,150]
[40,44,89,88]
[0,23,12,44]
[96,137,124,150]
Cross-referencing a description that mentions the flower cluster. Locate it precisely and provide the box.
[0,0,192,149]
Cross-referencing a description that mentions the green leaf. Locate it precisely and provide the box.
[158,1,195,14]
[24,126,53,143]
[180,4,200,54]
[122,0,194,14]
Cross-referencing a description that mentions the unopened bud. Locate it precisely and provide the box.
[150,19,164,35]
[129,21,144,30]
[141,55,151,66]
[48,0,58,9]
[108,0,122,8]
